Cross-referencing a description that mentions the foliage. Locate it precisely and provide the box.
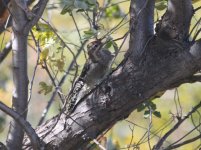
[60,0,97,14]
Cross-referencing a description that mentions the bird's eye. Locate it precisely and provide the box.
[94,44,98,48]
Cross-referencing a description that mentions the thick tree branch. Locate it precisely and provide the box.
[129,0,154,61]
[155,0,193,41]
[0,102,41,150]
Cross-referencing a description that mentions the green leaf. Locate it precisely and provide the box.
[144,110,150,119]
[38,82,53,95]
[137,103,146,112]
[87,0,96,5]
[105,5,122,18]
[60,0,74,14]
[74,0,89,10]
[153,111,161,118]
[83,29,97,39]
[149,101,157,111]
[76,9,85,13]
[105,40,113,49]
[36,23,52,32]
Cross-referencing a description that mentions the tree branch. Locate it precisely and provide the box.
[165,134,201,150]
[22,1,201,149]
[6,0,29,149]
[24,0,49,33]
[156,0,193,41]
[0,41,11,64]
[38,40,88,125]
[0,102,41,150]
[129,0,154,61]
[153,101,201,149]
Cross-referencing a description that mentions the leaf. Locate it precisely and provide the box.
[153,111,161,118]
[40,49,49,62]
[105,40,113,49]
[38,82,53,95]
[144,110,150,119]
[87,0,96,5]
[149,101,157,111]
[36,23,52,32]
[56,59,65,72]
[137,103,146,112]
[60,0,74,14]
[76,9,85,13]
[105,5,122,18]
[74,0,89,10]
[83,29,97,39]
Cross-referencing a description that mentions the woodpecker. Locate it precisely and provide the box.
[67,40,114,112]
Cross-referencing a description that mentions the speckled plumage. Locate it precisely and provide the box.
[67,40,114,112]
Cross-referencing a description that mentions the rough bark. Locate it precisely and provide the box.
[22,0,201,150]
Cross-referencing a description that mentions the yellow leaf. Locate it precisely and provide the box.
[40,49,49,62]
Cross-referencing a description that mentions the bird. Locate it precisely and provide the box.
[67,39,114,112]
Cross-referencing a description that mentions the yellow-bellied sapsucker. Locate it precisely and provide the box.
[67,40,114,112]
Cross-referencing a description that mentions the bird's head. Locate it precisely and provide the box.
[87,40,103,53]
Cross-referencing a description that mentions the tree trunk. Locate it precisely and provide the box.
[6,1,29,149]
[23,0,201,149]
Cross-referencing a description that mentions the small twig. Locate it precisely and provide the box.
[93,139,106,150]
[168,122,201,147]
[0,102,41,150]
[192,28,201,43]
[136,118,174,146]
[128,125,135,150]
[191,111,201,133]
[0,41,12,64]
[71,13,82,42]
[154,101,201,149]
[148,107,152,150]
[164,134,201,150]
[42,61,64,103]
[194,6,201,12]
[173,88,183,118]
[28,31,40,103]
[41,18,78,67]
[189,17,201,40]
[38,40,88,125]
[126,119,172,147]
[100,13,129,40]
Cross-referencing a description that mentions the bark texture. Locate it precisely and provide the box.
[23,0,201,150]
[6,1,29,149]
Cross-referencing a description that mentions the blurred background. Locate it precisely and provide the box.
[0,0,201,149]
